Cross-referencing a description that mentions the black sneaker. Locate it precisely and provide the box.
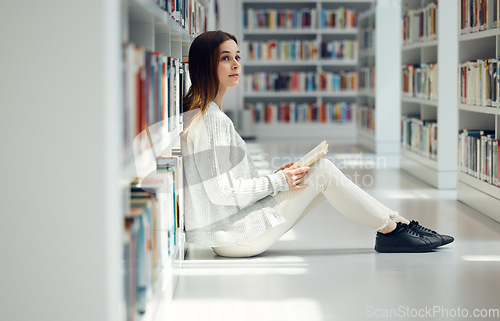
[375,222,442,253]
[409,220,454,246]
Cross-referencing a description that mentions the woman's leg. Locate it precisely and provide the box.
[213,158,398,257]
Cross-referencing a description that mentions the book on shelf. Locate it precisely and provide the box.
[459,58,499,107]
[319,7,357,29]
[244,71,357,93]
[358,67,376,92]
[294,140,329,168]
[401,115,438,160]
[359,26,375,51]
[123,171,179,320]
[125,41,190,173]
[245,101,353,124]
[357,105,375,132]
[243,7,318,30]
[461,0,500,34]
[402,1,438,45]
[401,63,438,100]
[458,129,499,186]
[156,0,207,36]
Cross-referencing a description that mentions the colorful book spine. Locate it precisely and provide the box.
[358,67,375,92]
[458,129,499,186]
[243,7,317,29]
[359,26,375,51]
[245,101,354,124]
[124,42,189,163]
[402,2,438,45]
[357,105,375,132]
[401,63,438,100]
[459,58,499,107]
[319,7,357,29]
[123,170,181,320]
[244,71,357,93]
[461,0,500,34]
[401,115,438,160]
[157,0,207,36]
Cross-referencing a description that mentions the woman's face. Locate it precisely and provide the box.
[217,39,241,90]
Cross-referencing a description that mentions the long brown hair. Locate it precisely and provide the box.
[183,31,238,115]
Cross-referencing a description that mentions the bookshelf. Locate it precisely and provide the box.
[399,0,458,189]
[357,0,401,167]
[240,0,373,140]
[0,1,213,321]
[457,0,500,223]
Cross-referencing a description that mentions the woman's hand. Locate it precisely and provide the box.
[275,162,294,173]
[281,165,310,190]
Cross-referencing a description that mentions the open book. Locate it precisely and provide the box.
[293,140,329,167]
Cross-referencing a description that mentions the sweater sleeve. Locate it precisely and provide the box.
[191,109,288,209]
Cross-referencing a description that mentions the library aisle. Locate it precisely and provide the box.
[169,139,500,321]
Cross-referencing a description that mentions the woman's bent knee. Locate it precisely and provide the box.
[212,244,265,258]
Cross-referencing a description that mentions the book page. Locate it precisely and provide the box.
[294,140,329,167]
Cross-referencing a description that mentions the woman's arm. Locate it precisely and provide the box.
[190,111,289,209]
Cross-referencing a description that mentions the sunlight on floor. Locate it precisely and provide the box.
[461,255,500,262]
[180,255,308,276]
[170,298,326,321]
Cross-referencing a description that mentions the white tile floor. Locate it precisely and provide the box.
[171,139,500,321]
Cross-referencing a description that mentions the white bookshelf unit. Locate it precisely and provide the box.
[240,0,373,139]
[399,0,458,189]
[357,0,401,167]
[457,0,500,223]
[0,1,214,321]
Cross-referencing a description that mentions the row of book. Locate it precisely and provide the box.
[358,67,376,92]
[402,1,438,45]
[458,58,500,107]
[357,105,375,132]
[401,115,438,160]
[244,39,357,61]
[461,0,500,34]
[243,7,317,29]
[401,63,438,101]
[243,71,358,93]
[245,101,354,124]
[359,27,375,51]
[319,7,358,29]
[123,43,190,163]
[156,0,207,36]
[123,155,183,321]
[242,7,358,30]
[458,129,499,186]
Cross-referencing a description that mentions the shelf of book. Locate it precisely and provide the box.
[241,0,372,139]
[457,0,500,220]
[355,1,400,165]
[399,0,457,189]
[1,0,213,320]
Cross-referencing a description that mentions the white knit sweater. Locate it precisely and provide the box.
[181,102,289,247]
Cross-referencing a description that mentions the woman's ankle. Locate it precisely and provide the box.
[378,219,397,234]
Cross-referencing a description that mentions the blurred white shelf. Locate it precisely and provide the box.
[401,96,438,106]
[459,103,500,115]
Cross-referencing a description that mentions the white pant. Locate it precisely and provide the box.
[212,158,398,258]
